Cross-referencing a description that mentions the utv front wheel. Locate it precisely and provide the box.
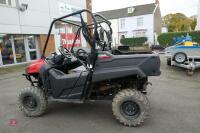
[112,89,149,127]
[18,86,47,117]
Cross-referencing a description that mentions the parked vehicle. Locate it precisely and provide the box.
[19,10,161,127]
[165,35,200,75]
[151,45,165,53]
[112,45,152,55]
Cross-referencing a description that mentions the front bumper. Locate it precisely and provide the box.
[22,73,37,86]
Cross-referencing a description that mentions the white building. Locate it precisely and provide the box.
[0,0,87,66]
[97,2,162,47]
[196,0,200,30]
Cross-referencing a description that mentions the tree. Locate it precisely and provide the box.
[190,18,197,31]
[163,13,196,32]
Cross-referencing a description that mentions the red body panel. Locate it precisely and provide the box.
[26,55,111,74]
[27,59,46,74]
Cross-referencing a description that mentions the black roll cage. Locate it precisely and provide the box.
[41,9,96,58]
[40,10,113,100]
[41,10,112,58]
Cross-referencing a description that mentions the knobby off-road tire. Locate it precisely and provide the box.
[112,89,150,127]
[18,86,47,117]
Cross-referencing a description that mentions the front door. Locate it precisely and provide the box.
[26,35,39,61]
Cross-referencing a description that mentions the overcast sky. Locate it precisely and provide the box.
[92,0,199,17]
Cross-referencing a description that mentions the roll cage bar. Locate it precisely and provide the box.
[41,10,113,100]
[41,10,113,58]
[41,9,97,58]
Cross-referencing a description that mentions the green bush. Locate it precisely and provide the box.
[120,37,147,47]
[157,31,200,46]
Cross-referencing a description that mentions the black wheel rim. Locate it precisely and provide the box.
[23,96,37,111]
[120,101,140,118]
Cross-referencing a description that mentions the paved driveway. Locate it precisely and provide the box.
[0,55,200,133]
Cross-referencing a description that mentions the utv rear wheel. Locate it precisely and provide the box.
[112,89,149,127]
[18,86,47,117]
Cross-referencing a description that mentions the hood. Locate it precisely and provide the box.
[26,59,46,74]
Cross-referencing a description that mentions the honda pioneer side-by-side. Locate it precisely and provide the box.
[18,10,161,127]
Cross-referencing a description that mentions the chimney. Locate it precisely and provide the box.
[155,0,159,4]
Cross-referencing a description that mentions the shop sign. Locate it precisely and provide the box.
[61,33,81,49]
[58,2,81,18]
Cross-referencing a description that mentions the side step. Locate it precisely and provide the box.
[48,97,84,103]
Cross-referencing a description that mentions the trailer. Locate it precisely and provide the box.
[167,56,200,75]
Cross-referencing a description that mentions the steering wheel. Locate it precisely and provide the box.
[76,48,89,61]
[58,46,72,59]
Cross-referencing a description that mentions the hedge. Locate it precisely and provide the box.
[120,37,147,47]
[157,31,200,46]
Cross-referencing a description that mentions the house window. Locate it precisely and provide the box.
[120,19,125,29]
[135,31,146,37]
[137,17,143,27]
[0,0,11,5]
[127,7,135,14]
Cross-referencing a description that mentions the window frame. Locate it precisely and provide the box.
[0,34,40,66]
[0,0,10,6]
[137,17,144,27]
[0,34,15,65]
[0,0,15,7]
[135,31,146,37]
[120,18,125,29]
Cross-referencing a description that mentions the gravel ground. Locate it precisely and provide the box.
[0,55,200,133]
